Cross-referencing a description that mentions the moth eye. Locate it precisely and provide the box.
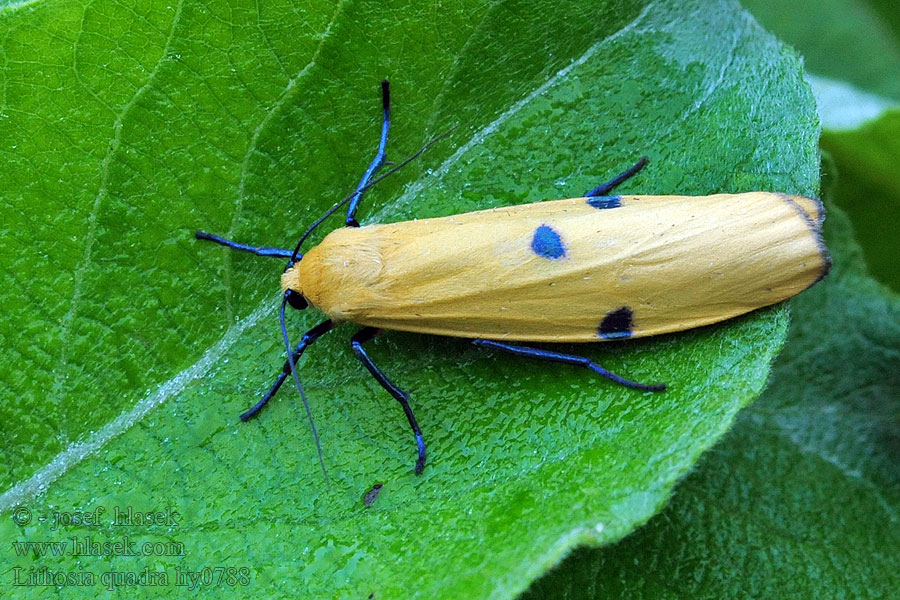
[286,290,308,310]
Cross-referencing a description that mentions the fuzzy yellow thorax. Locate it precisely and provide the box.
[281,264,302,295]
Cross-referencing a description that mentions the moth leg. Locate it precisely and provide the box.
[346,80,392,227]
[472,339,666,392]
[351,327,427,475]
[240,319,335,421]
[585,156,649,197]
[194,231,292,259]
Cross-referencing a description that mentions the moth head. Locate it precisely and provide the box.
[281,261,307,310]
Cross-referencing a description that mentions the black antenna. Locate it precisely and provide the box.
[280,292,329,481]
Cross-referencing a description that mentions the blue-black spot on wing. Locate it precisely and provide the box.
[598,306,634,339]
[531,224,566,260]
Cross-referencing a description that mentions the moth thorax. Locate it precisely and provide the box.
[281,264,303,295]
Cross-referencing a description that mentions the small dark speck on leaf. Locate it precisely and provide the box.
[364,483,384,507]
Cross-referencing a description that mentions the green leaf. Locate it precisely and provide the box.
[1,0,819,597]
[820,110,900,292]
[520,161,900,600]
[743,0,900,99]
[805,73,896,132]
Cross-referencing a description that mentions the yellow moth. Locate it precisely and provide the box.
[196,81,831,476]
[286,192,828,342]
